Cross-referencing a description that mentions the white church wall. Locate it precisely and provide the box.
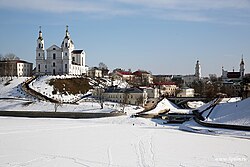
[36,26,87,76]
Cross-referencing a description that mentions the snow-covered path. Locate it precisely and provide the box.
[0,116,249,167]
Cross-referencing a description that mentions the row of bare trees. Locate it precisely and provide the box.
[0,53,20,61]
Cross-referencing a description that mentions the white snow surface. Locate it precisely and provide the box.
[0,116,249,167]
[0,77,30,99]
[0,76,138,113]
[197,97,250,126]
[0,77,250,166]
[180,97,250,139]
[145,98,191,115]
[187,101,204,109]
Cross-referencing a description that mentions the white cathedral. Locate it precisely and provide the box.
[36,26,87,76]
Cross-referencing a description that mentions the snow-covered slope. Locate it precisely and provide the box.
[145,98,191,115]
[0,76,139,113]
[180,97,250,138]
[202,97,250,126]
[29,75,91,103]
[0,77,30,98]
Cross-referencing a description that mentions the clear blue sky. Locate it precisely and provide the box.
[0,0,250,76]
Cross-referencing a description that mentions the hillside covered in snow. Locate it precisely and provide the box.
[0,76,250,166]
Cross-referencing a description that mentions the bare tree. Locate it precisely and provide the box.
[54,102,62,112]
[99,62,108,69]
[3,53,20,61]
[0,54,3,61]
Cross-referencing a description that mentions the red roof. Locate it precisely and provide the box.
[133,70,149,76]
[153,82,176,86]
[117,71,133,75]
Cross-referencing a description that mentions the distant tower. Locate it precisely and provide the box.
[195,60,201,80]
[221,66,227,79]
[36,26,46,75]
[240,54,245,78]
[62,25,75,74]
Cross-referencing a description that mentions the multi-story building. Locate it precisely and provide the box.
[0,60,33,77]
[112,70,134,82]
[36,26,87,76]
[177,87,195,97]
[133,70,153,86]
[221,56,245,81]
[153,82,178,96]
[103,86,147,106]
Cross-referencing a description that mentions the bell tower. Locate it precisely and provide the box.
[195,60,201,80]
[36,26,46,75]
[240,54,245,78]
[62,25,75,74]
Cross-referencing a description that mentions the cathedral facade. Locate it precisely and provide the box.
[36,26,87,76]
[221,56,245,80]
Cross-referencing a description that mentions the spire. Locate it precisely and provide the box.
[61,25,74,50]
[65,25,70,38]
[240,54,245,78]
[38,26,43,40]
[241,54,244,65]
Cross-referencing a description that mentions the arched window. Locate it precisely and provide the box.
[53,62,55,67]
[53,53,56,59]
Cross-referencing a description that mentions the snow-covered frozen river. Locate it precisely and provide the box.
[0,116,249,167]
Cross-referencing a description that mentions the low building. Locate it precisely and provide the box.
[0,60,33,77]
[103,86,147,106]
[88,67,102,78]
[112,71,134,82]
[154,82,177,97]
[142,87,160,99]
[177,87,195,97]
[183,75,196,85]
[153,75,173,82]
[133,70,153,86]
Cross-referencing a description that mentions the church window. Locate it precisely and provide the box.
[65,64,67,69]
[38,53,40,57]
[72,57,75,62]
[53,48,56,50]
[38,43,41,48]
[53,62,55,67]
[65,43,68,47]
[38,64,40,69]
[65,53,67,56]
[45,65,47,68]
[53,53,56,59]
